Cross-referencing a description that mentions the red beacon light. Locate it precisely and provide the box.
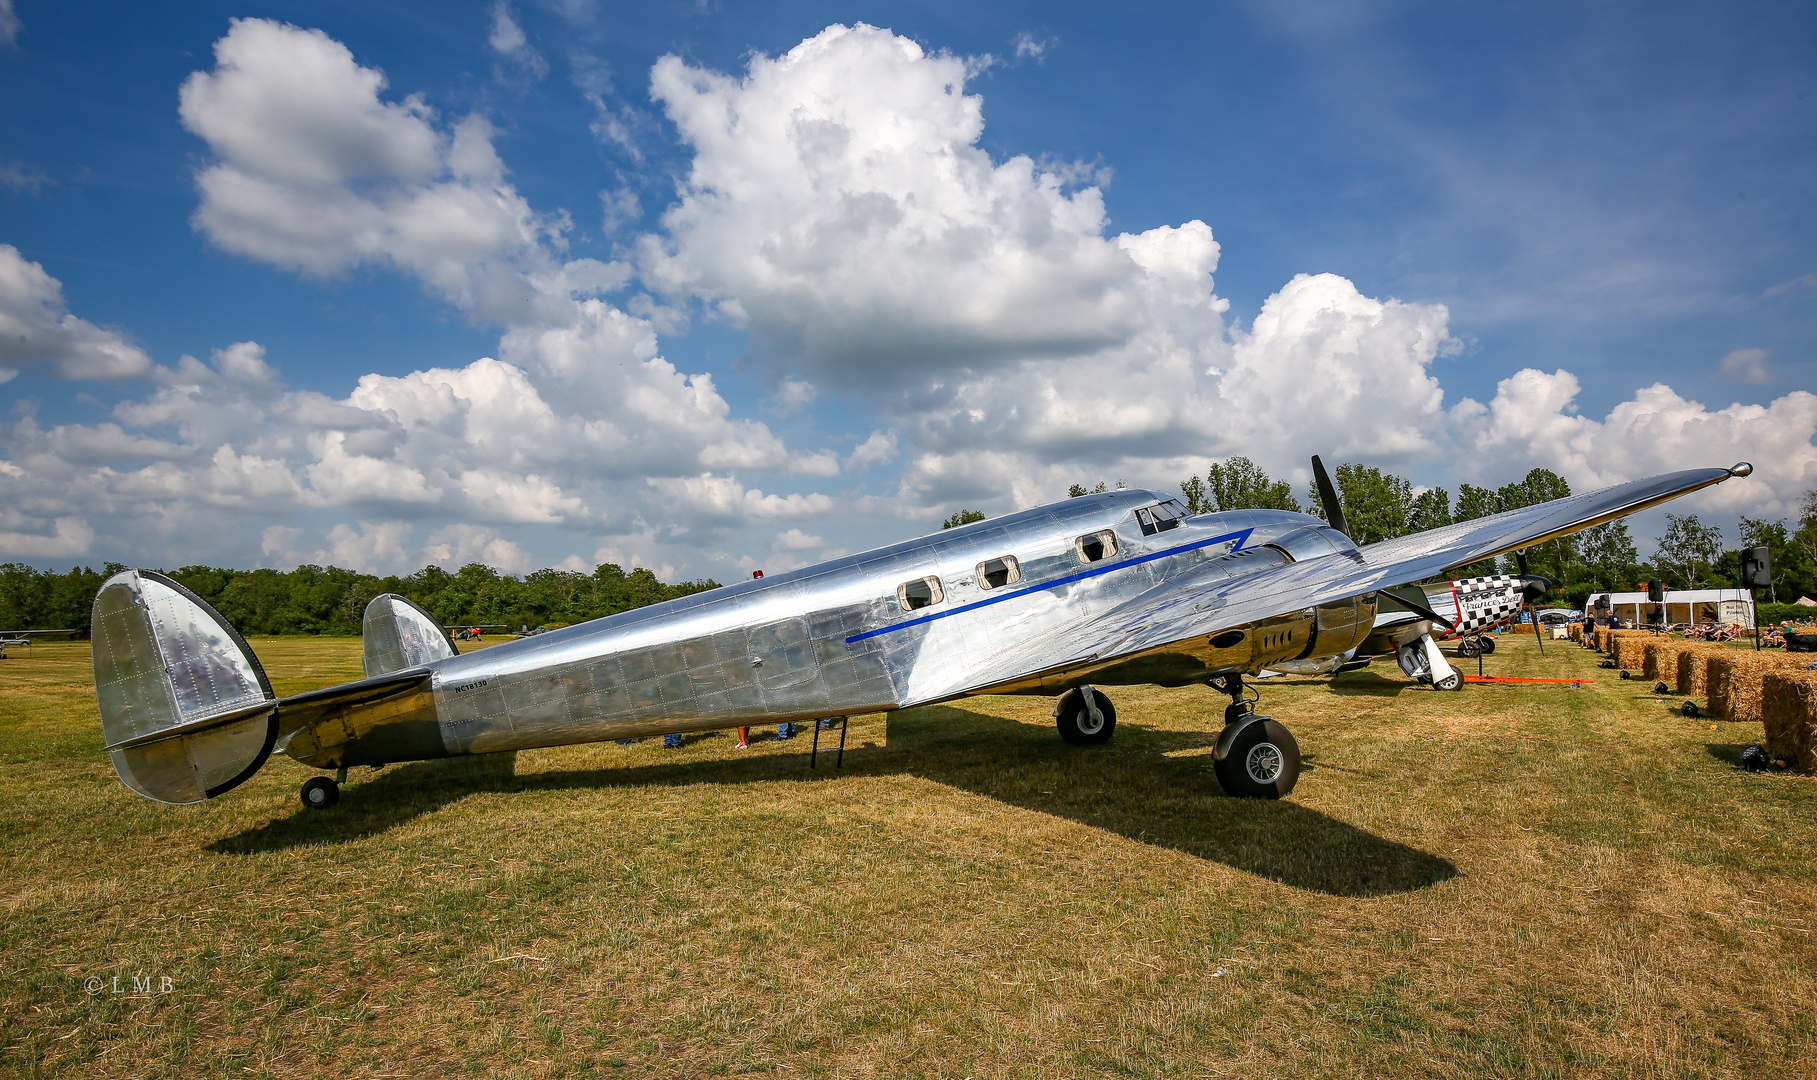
[752,570,763,579]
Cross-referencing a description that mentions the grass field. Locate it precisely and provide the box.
[3,632,1815,1078]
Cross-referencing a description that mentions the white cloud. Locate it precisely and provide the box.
[0,516,93,560]
[1716,347,1772,384]
[488,2,548,82]
[0,0,20,48]
[1457,370,1817,516]
[641,24,1175,389]
[0,245,153,380]
[425,523,533,573]
[1012,32,1052,62]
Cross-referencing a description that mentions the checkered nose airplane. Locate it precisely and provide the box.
[89,459,1749,809]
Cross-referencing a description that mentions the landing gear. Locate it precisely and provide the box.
[1055,685,1117,745]
[1458,637,1480,659]
[1398,633,1462,690]
[1210,675,1300,799]
[300,776,340,810]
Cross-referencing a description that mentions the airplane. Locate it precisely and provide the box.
[1259,570,1552,689]
[0,628,79,657]
[88,459,1751,810]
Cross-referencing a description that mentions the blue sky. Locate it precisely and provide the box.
[1,0,1812,579]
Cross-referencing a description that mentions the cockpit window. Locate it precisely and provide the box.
[1075,530,1119,564]
[896,576,945,612]
[1136,501,1184,536]
[977,555,1021,590]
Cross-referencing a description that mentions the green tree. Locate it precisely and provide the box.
[1578,520,1640,590]
[1407,487,1452,534]
[941,510,986,529]
[1308,463,1412,544]
[1188,456,1300,515]
[1656,513,1723,589]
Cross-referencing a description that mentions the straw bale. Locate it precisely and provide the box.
[1642,640,1683,681]
[1674,643,1732,696]
[1611,632,1654,671]
[1708,652,1814,724]
[1569,624,1583,642]
[1762,671,1817,772]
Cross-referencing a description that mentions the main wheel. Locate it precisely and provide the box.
[1479,636,1496,655]
[1055,687,1117,745]
[1457,637,1480,659]
[300,776,340,810]
[1214,719,1300,799]
[1434,671,1463,691]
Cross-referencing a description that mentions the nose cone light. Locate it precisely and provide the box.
[1729,461,1753,477]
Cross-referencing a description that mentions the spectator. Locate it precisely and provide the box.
[735,726,750,749]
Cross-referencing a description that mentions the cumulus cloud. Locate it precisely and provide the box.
[1457,370,1817,515]
[178,18,569,319]
[0,245,153,381]
[641,24,1173,388]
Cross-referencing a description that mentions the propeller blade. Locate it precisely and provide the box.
[1311,455,1350,538]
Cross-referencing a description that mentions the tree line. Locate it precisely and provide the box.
[0,561,722,639]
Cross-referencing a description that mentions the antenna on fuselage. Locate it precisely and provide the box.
[1310,455,1350,538]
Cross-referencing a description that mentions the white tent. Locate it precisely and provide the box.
[1588,589,1754,626]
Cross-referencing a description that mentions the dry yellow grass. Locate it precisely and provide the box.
[3,634,1816,1078]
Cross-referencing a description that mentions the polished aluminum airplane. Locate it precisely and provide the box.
[90,459,1752,809]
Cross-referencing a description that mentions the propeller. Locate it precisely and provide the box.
[1311,455,1350,538]
[1514,550,1551,654]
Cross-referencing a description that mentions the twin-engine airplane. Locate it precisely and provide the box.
[90,460,1750,809]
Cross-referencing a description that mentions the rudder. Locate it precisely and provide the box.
[361,593,456,677]
[91,570,278,804]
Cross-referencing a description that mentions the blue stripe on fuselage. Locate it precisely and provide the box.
[844,527,1255,644]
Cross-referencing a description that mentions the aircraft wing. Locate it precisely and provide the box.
[931,465,1738,703]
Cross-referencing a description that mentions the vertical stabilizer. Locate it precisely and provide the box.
[91,571,278,804]
[362,593,457,678]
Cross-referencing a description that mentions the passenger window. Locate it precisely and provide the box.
[1137,502,1182,536]
[977,555,1021,590]
[1075,530,1118,563]
[896,576,945,612]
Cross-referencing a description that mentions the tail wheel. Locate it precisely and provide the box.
[1055,686,1117,745]
[1457,637,1480,658]
[1214,719,1300,799]
[1479,636,1496,654]
[300,776,340,810]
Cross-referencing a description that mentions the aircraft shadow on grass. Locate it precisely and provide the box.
[210,704,1456,898]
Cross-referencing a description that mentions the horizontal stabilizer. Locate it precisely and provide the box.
[363,593,456,677]
[91,571,278,804]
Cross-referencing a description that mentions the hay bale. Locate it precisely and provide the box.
[1611,632,1654,671]
[1674,643,1731,696]
[1708,653,1814,724]
[1762,671,1817,772]
[1569,624,1584,642]
[1643,640,1683,681]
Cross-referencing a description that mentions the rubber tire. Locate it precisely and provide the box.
[1457,638,1480,659]
[1214,719,1300,799]
[1434,672,1463,691]
[1479,636,1496,655]
[300,776,340,810]
[1055,687,1117,745]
